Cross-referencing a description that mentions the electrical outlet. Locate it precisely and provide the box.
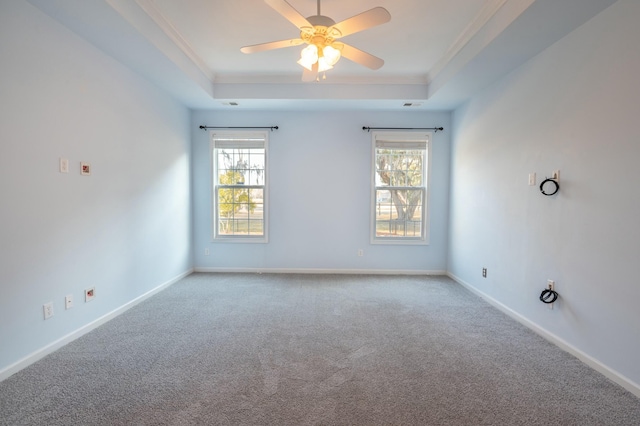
[547,280,555,310]
[85,287,95,302]
[43,302,54,319]
[358,249,364,257]
[528,173,536,186]
[482,268,487,278]
[65,294,73,310]
[204,248,210,256]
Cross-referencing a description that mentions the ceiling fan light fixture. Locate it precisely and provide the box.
[298,43,340,73]
[322,45,341,66]
[297,44,318,70]
[317,56,333,73]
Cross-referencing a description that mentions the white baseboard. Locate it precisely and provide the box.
[194,267,447,275]
[447,272,640,399]
[0,269,193,382]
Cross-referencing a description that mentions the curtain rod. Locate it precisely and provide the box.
[199,125,279,131]
[362,126,444,133]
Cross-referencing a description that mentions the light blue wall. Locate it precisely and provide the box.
[192,110,451,273]
[0,1,192,373]
[449,0,640,387]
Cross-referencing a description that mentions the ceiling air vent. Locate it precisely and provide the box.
[403,102,423,107]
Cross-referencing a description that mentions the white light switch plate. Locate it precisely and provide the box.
[60,158,69,173]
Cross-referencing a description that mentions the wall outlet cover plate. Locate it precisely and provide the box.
[85,287,95,302]
[43,302,54,319]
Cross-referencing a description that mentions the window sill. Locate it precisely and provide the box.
[212,237,268,244]
[370,238,428,246]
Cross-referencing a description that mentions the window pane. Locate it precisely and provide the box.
[233,219,248,234]
[375,189,423,238]
[215,186,264,237]
[216,188,264,235]
[248,201,263,220]
[248,220,263,235]
[249,169,264,185]
[376,150,423,184]
[406,170,422,186]
[391,170,405,186]
[217,148,266,184]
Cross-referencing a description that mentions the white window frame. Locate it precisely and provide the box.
[211,131,268,243]
[370,131,431,245]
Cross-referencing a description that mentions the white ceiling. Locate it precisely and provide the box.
[26,0,618,111]
[148,0,484,80]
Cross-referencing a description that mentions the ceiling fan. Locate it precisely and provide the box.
[240,0,391,81]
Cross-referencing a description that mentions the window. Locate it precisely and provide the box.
[211,131,268,242]
[371,132,430,244]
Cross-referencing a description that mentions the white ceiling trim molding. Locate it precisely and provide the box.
[104,0,215,101]
[424,0,617,110]
[213,82,429,104]
[427,0,511,84]
[209,73,429,86]
[134,0,215,82]
[213,74,429,86]
[26,0,216,108]
[427,0,536,97]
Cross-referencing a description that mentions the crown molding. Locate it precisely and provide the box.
[213,73,429,86]
[427,0,511,84]
[134,0,215,82]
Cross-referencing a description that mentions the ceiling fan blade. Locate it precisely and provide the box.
[340,43,384,70]
[241,38,304,54]
[301,63,319,82]
[330,7,391,38]
[265,0,312,29]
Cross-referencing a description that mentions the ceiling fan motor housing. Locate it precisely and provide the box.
[307,15,336,27]
[301,15,341,48]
